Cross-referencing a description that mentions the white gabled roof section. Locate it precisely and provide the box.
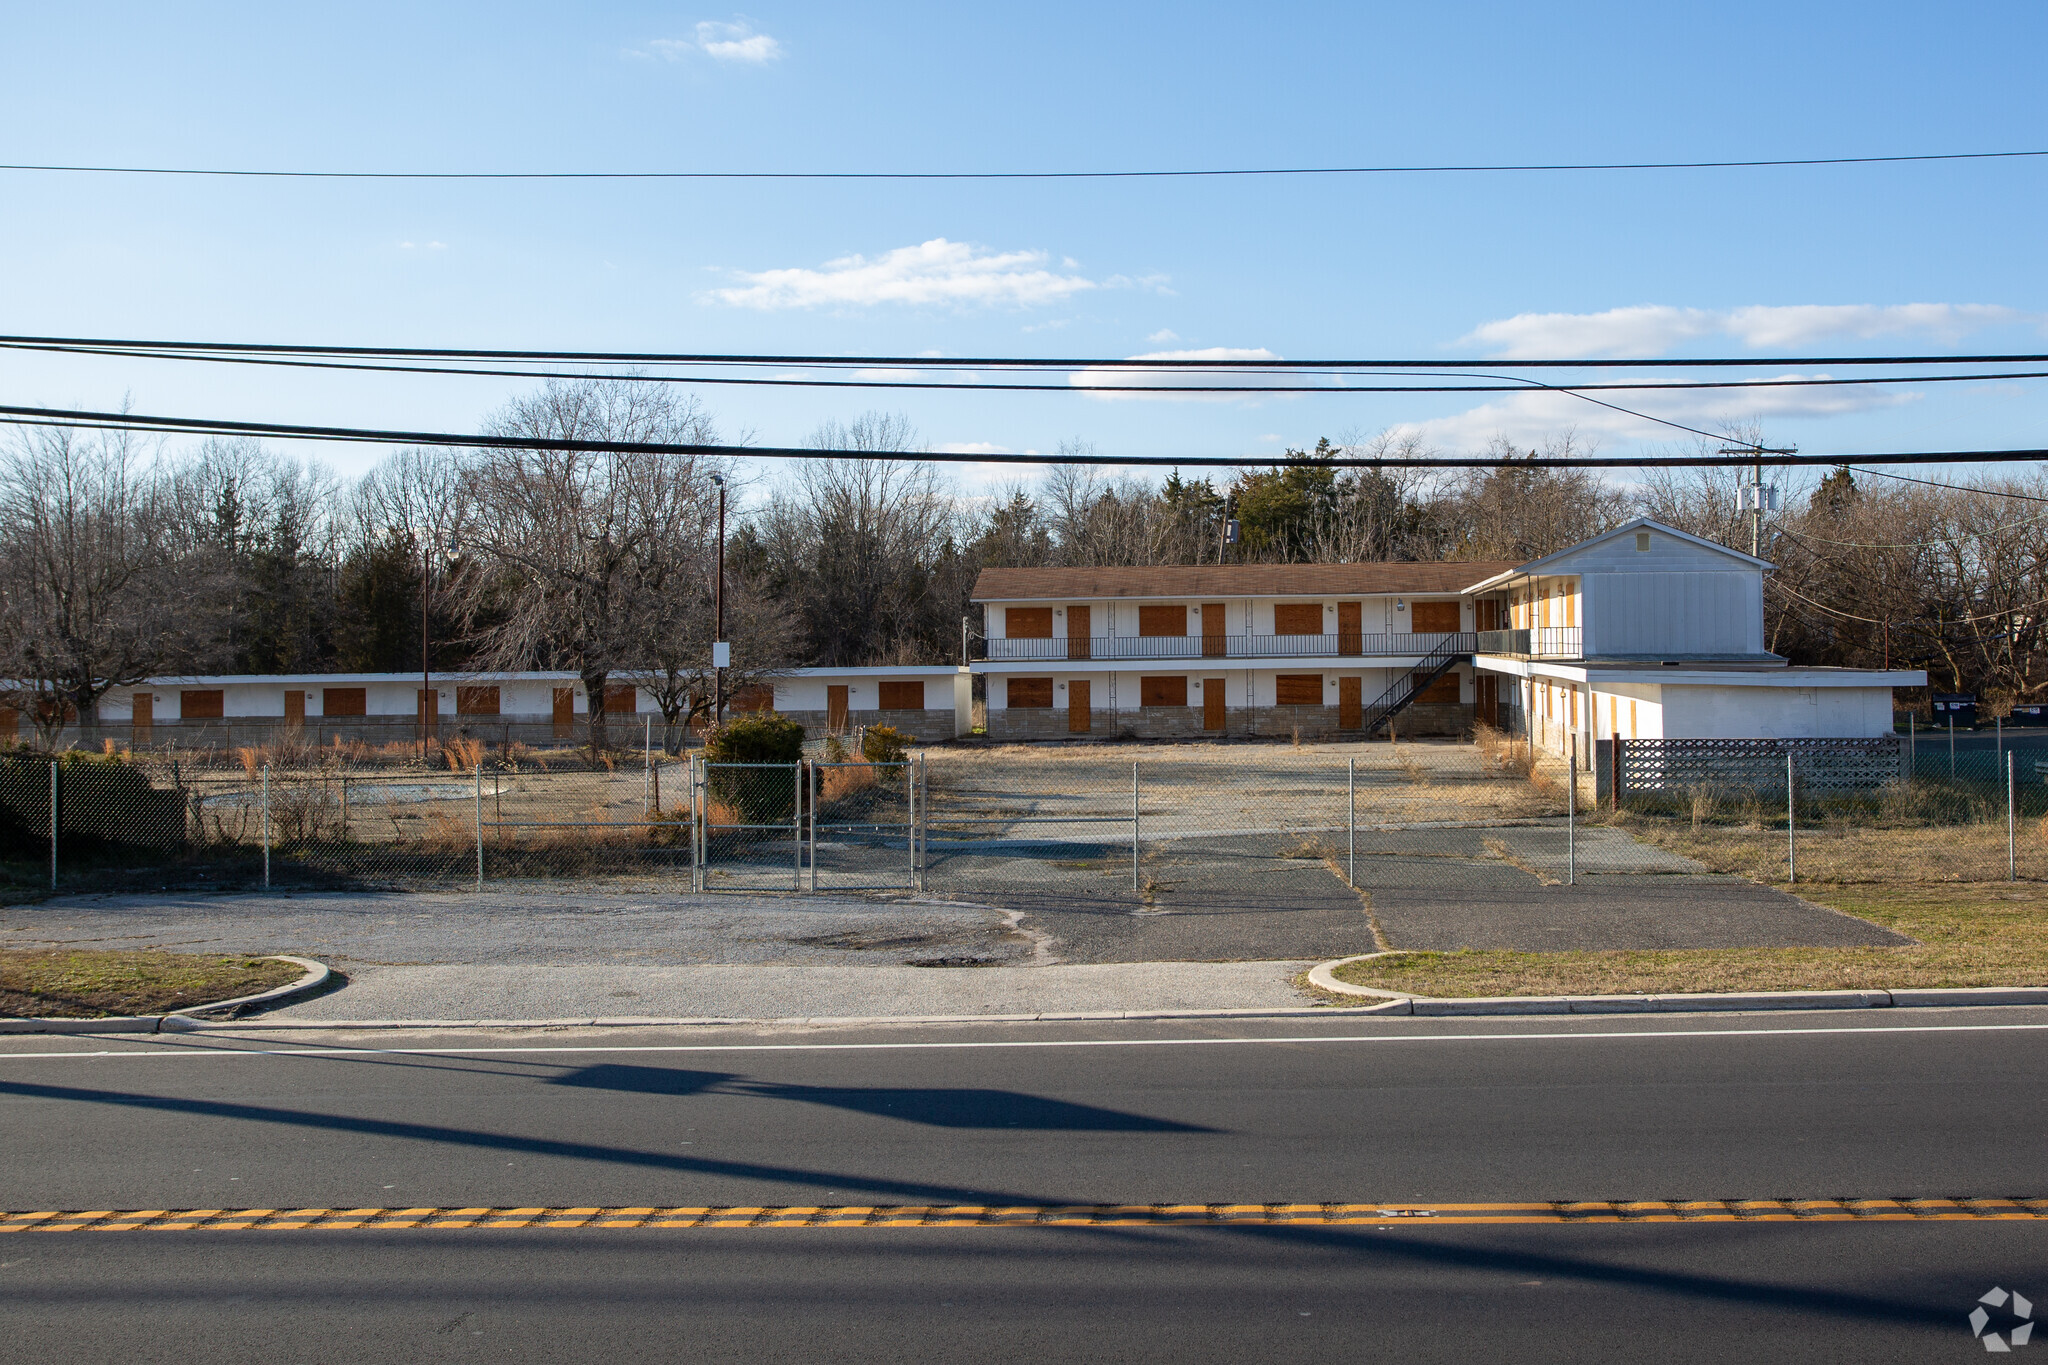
[1461,517,1773,594]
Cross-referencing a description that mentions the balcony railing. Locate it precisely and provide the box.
[983,632,1476,662]
[1474,627,1583,659]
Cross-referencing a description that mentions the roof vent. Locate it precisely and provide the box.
[1636,532,1651,551]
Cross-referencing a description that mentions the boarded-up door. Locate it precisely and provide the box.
[131,693,153,737]
[1477,674,1500,727]
[1067,605,1092,660]
[417,689,440,736]
[552,687,574,738]
[283,690,305,728]
[1337,602,1362,656]
[1202,678,1225,731]
[1201,603,1226,657]
[1410,601,1461,633]
[1068,678,1091,733]
[826,685,849,731]
[1338,677,1362,730]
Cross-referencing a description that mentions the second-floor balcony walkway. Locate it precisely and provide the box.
[1474,627,1583,659]
[982,632,1478,663]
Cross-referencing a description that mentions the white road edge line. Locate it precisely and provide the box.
[1,1020,2047,1061]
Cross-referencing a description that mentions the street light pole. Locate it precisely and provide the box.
[711,474,727,726]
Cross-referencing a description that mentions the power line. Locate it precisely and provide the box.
[4,401,2047,470]
[3,149,2046,181]
[4,333,2046,370]
[9,339,2048,396]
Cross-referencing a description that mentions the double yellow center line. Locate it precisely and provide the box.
[3,1198,2043,1232]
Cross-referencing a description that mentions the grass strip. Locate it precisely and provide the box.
[0,949,301,1018]
[1326,883,2046,999]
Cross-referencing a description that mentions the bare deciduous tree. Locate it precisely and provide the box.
[456,381,726,751]
[0,426,186,745]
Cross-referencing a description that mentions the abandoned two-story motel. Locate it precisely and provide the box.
[33,519,1919,754]
[971,518,1923,755]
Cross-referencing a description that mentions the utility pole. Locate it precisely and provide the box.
[1720,443,1795,558]
[419,532,458,757]
[711,473,728,726]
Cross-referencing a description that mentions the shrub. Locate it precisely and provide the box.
[862,725,910,765]
[704,714,806,824]
[705,713,806,766]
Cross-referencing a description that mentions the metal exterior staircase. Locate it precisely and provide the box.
[1358,632,1469,735]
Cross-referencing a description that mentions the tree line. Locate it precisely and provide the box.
[1,381,2040,750]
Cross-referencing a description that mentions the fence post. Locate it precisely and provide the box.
[1346,757,1356,888]
[1567,751,1577,886]
[692,754,704,893]
[808,761,819,894]
[1949,715,1956,778]
[474,761,484,892]
[793,761,803,892]
[1131,761,1140,896]
[1785,751,1796,885]
[917,753,927,892]
[48,760,57,890]
[905,758,916,890]
[261,764,272,889]
[2009,750,2017,883]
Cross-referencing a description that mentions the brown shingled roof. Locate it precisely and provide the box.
[971,562,1518,601]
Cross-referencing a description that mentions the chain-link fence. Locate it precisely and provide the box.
[4,729,2042,900]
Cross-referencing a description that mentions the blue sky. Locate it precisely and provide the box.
[3,1,2046,494]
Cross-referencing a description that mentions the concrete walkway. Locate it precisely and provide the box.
[264,960,1321,1021]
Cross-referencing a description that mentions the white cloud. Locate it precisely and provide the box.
[854,368,923,382]
[934,441,1014,455]
[696,20,784,62]
[703,238,1099,310]
[643,20,784,64]
[1070,347,1298,403]
[1146,329,1180,344]
[1391,374,1916,450]
[397,240,447,250]
[1462,303,2031,358]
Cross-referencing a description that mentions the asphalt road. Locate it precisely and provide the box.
[2,1009,2044,1362]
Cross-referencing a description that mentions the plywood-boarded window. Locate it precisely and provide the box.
[323,687,367,717]
[1413,671,1461,704]
[731,684,774,713]
[1006,607,1053,639]
[456,685,500,716]
[180,690,225,720]
[1273,603,1323,635]
[1275,674,1324,706]
[1007,678,1054,709]
[878,680,925,711]
[1140,676,1188,707]
[1138,604,1187,637]
[1409,600,1461,632]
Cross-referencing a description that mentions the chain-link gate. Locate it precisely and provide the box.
[690,757,929,893]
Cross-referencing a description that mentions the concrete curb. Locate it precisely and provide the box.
[1306,953,2048,1016]
[0,956,331,1035]
[174,1005,1360,1031]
